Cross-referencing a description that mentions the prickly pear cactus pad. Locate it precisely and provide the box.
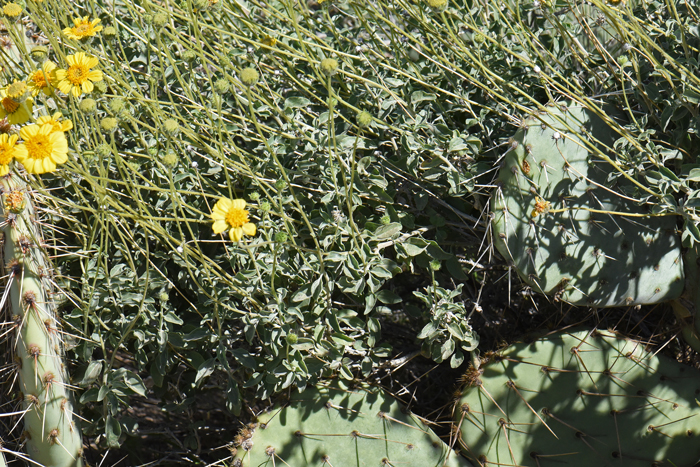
[492,103,683,306]
[454,329,700,466]
[232,384,472,467]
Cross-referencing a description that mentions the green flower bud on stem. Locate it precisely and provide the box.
[103,26,118,38]
[29,45,48,62]
[213,78,230,94]
[356,110,372,128]
[110,97,126,115]
[320,58,338,76]
[239,67,259,86]
[101,117,118,132]
[79,98,97,114]
[182,49,197,62]
[96,143,111,157]
[426,0,448,9]
[162,151,178,167]
[153,12,168,28]
[163,118,180,136]
[286,332,298,345]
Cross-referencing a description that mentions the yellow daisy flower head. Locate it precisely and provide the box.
[5,80,28,102]
[27,61,57,96]
[63,16,103,40]
[0,133,19,176]
[14,123,69,174]
[3,2,22,18]
[36,112,73,133]
[0,89,32,125]
[211,198,257,242]
[261,35,277,47]
[53,52,103,97]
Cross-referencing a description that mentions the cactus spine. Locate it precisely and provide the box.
[1,174,82,466]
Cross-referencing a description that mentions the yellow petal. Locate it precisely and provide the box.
[81,80,94,94]
[231,199,246,210]
[241,223,256,236]
[214,197,233,212]
[0,164,8,176]
[88,70,103,81]
[19,124,39,140]
[42,158,56,173]
[22,157,35,173]
[229,227,243,242]
[212,220,228,234]
[57,80,72,95]
[13,144,27,161]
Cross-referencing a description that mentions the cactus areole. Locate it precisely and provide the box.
[1,174,83,466]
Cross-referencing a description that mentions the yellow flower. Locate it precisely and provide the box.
[14,123,69,174]
[36,113,73,133]
[3,3,22,18]
[53,52,103,97]
[0,88,32,125]
[5,80,28,101]
[0,133,20,176]
[531,196,551,218]
[261,35,277,47]
[63,16,103,40]
[27,61,57,96]
[211,198,256,242]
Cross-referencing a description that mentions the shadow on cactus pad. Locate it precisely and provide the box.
[492,103,683,306]
[232,383,472,466]
[454,328,700,466]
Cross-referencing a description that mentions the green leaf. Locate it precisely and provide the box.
[411,90,437,104]
[231,349,257,369]
[226,379,241,415]
[105,415,122,448]
[81,360,103,386]
[403,238,428,256]
[123,371,146,397]
[284,97,311,109]
[195,358,216,386]
[374,222,402,239]
[450,349,465,368]
[331,333,354,346]
[376,289,402,304]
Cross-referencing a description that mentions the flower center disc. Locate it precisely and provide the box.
[26,134,52,160]
[32,72,47,87]
[7,82,25,98]
[2,97,18,113]
[226,208,249,228]
[67,65,88,84]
